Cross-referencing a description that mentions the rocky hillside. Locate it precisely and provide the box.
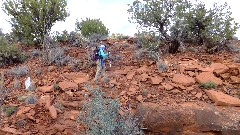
[0,38,240,134]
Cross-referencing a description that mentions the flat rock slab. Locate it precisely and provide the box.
[210,63,229,75]
[172,74,195,86]
[196,72,222,85]
[137,102,240,134]
[205,90,240,106]
[59,81,78,91]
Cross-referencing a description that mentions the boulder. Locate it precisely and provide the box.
[136,102,240,134]
[205,90,240,106]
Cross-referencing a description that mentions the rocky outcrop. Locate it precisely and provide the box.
[136,102,240,134]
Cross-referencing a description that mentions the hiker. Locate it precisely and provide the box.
[93,44,109,82]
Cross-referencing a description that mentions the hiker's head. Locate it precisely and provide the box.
[99,44,105,50]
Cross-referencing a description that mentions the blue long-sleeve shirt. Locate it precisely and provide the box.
[98,48,108,67]
[99,49,108,59]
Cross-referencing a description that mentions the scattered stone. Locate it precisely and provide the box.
[172,89,181,94]
[220,73,230,79]
[73,77,89,84]
[58,81,78,91]
[191,91,197,95]
[1,127,22,134]
[186,87,194,91]
[196,72,222,85]
[230,76,240,84]
[126,71,135,80]
[150,76,163,85]
[65,91,74,97]
[210,63,229,75]
[127,87,137,96]
[198,67,214,72]
[64,110,79,120]
[61,100,86,108]
[49,106,57,119]
[16,106,31,117]
[172,74,195,86]
[38,95,51,109]
[161,83,174,90]
[62,72,88,80]
[195,92,202,99]
[136,95,143,102]
[141,73,149,82]
[205,90,240,106]
[48,66,57,72]
[37,85,54,93]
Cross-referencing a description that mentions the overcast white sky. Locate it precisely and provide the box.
[0,0,239,38]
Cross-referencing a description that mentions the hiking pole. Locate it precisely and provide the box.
[108,51,112,67]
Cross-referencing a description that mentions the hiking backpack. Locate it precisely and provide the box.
[92,47,102,61]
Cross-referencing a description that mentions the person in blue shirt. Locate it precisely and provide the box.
[94,44,109,82]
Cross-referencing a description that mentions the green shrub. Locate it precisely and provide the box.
[3,0,69,44]
[2,105,17,117]
[109,33,129,40]
[0,36,26,67]
[54,83,59,90]
[201,81,216,89]
[77,84,142,135]
[24,95,38,104]
[128,0,238,53]
[76,18,109,40]
[55,30,69,42]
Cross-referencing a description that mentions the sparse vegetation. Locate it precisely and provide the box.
[201,81,216,89]
[8,65,29,78]
[77,84,142,135]
[34,69,42,76]
[156,60,168,72]
[234,55,240,63]
[13,77,21,89]
[42,35,71,66]
[24,95,38,104]
[109,33,129,40]
[32,49,42,57]
[0,36,26,67]
[54,83,59,90]
[2,105,17,117]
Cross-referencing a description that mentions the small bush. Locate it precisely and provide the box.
[234,55,240,63]
[24,95,38,104]
[77,84,142,135]
[201,81,216,89]
[109,33,129,40]
[13,77,21,89]
[156,60,168,72]
[134,31,159,49]
[55,30,69,42]
[53,83,59,90]
[32,49,42,57]
[8,65,29,78]
[43,47,70,66]
[76,18,109,39]
[0,37,26,67]
[68,31,83,46]
[2,105,17,117]
[34,69,42,75]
